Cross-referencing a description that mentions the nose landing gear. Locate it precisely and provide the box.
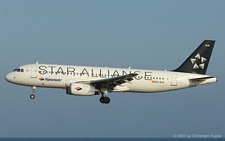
[30,94,35,99]
[30,86,36,99]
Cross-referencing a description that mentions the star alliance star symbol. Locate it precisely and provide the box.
[190,53,207,69]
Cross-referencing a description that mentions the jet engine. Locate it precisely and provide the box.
[66,83,96,96]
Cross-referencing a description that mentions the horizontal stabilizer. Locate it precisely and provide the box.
[189,76,217,81]
[189,76,218,87]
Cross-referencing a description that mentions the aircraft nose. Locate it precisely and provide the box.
[5,73,13,83]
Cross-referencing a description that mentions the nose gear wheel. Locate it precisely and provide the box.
[30,86,36,99]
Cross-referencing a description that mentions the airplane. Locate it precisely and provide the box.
[5,40,217,104]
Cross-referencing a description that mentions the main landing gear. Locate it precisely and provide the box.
[100,89,110,104]
[30,86,36,99]
[100,96,110,104]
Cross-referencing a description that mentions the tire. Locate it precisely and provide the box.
[104,97,110,104]
[100,97,105,103]
[30,94,35,99]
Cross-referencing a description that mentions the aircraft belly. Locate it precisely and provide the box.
[113,85,130,92]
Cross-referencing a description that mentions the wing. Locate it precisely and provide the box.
[90,73,138,91]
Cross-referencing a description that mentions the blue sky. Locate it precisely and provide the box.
[0,0,225,138]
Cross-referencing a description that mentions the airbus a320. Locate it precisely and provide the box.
[5,40,217,104]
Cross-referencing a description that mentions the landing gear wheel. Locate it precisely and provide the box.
[100,97,105,103]
[30,94,35,99]
[104,97,110,104]
[99,97,110,104]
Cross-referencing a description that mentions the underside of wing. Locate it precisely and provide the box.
[90,73,138,91]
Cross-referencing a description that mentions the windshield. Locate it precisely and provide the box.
[13,68,24,72]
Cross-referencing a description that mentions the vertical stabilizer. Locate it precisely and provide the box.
[174,40,215,74]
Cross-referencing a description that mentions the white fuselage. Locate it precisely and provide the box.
[5,64,217,93]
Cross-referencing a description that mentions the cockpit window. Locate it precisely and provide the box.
[13,68,24,72]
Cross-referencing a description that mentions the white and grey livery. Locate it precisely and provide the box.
[5,40,217,104]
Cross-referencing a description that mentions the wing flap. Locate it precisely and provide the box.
[70,73,137,92]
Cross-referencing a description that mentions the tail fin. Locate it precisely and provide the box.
[174,40,215,74]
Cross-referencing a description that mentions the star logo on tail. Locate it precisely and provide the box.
[190,53,207,70]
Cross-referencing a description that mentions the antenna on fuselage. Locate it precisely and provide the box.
[36,61,39,64]
[128,66,131,69]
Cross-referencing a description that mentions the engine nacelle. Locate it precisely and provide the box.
[67,83,95,96]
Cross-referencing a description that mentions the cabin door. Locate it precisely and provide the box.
[31,66,37,78]
[171,74,177,86]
